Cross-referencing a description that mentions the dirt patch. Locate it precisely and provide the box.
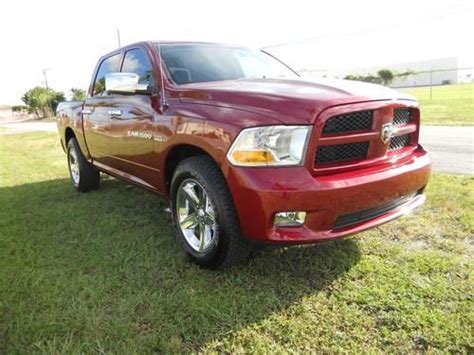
[405,239,428,251]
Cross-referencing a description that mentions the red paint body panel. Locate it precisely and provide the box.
[56,41,431,245]
[225,147,430,242]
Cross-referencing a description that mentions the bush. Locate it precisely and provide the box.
[70,88,86,101]
[345,68,395,86]
[21,87,65,118]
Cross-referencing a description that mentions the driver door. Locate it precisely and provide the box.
[105,47,158,189]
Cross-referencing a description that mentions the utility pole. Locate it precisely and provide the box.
[116,28,121,48]
[41,68,52,117]
[429,69,433,101]
[42,68,51,88]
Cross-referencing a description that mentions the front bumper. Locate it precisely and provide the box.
[225,146,431,244]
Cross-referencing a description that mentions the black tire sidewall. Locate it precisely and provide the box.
[170,156,253,269]
[66,138,99,192]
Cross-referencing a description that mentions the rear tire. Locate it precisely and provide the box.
[67,138,100,192]
[171,156,253,269]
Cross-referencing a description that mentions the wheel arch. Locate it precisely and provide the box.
[163,143,222,194]
[63,126,92,161]
[65,126,76,145]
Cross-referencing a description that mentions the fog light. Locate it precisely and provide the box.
[274,211,306,227]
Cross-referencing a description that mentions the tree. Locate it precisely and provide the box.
[377,69,394,86]
[396,69,414,79]
[344,74,381,84]
[70,88,87,101]
[21,87,65,118]
[51,91,65,112]
[344,69,396,86]
[11,105,28,113]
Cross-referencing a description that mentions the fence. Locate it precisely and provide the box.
[297,67,474,89]
[390,67,474,89]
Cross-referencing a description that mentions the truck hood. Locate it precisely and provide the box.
[176,77,416,124]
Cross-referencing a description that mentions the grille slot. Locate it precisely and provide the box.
[334,193,418,229]
[393,108,412,125]
[316,142,369,164]
[389,134,411,151]
[322,110,373,135]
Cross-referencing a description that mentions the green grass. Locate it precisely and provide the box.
[400,83,474,125]
[0,133,472,353]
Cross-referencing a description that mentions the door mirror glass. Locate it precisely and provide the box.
[105,72,151,95]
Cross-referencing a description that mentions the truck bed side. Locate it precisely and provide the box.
[56,101,90,160]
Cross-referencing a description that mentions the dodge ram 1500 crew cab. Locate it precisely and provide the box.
[56,41,431,269]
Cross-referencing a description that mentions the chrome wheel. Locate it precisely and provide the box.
[68,148,80,185]
[176,179,218,252]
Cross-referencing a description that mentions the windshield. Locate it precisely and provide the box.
[156,44,298,85]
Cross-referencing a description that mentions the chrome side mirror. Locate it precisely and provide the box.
[105,72,151,95]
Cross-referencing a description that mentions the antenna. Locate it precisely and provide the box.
[116,28,121,48]
[156,41,169,111]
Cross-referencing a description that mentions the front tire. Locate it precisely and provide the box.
[67,138,100,192]
[171,156,253,269]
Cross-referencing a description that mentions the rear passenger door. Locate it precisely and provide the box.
[83,53,121,166]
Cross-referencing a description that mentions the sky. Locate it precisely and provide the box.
[0,0,472,104]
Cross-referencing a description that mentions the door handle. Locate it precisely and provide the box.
[107,109,122,117]
[81,109,92,115]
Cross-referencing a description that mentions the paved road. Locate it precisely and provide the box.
[1,121,472,174]
[0,120,57,134]
[419,126,473,175]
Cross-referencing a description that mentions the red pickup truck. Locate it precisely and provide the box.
[56,41,431,268]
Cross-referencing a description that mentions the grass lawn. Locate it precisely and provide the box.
[400,83,474,126]
[0,133,472,353]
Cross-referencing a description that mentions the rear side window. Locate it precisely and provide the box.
[121,48,153,88]
[93,54,121,96]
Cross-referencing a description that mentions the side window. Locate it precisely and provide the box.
[92,54,121,96]
[121,48,153,88]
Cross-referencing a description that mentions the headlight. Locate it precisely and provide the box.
[227,125,311,166]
